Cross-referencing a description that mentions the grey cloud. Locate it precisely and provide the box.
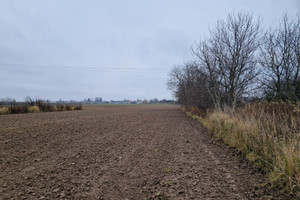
[0,0,299,101]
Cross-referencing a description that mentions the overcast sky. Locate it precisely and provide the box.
[0,0,299,101]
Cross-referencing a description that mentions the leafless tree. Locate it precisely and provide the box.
[167,62,213,109]
[260,13,300,102]
[193,41,224,111]
[168,11,300,111]
[193,11,261,111]
[24,96,35,106]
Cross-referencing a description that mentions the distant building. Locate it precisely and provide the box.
[110,100,130,104]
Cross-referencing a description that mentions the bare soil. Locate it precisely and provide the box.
[0,105,290,199]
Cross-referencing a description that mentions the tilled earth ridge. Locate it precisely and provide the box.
[0,105,290,199]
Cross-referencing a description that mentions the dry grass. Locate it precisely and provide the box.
[0,107,9,114]
[28,106,41,113]
[185,102,300,197]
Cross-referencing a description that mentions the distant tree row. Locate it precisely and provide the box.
[167,11,300,111]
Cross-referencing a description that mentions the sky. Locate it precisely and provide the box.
[0,0,299,101]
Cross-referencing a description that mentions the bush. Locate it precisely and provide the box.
[65,104,72,111]
[74,103,83,110]
[0,107,9,115]
[9,104,28,114]
[0,100,82,115]
[28,106,40,113]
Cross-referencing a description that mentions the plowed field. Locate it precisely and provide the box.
[0,105,288,199]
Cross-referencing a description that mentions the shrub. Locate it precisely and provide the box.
[0,107,9,115]
[28,106,40,113]
[9,104,28,114]
[74,103,83,110]
[0,100,82,115]
[56,104,64,111]
[65,104,72,111]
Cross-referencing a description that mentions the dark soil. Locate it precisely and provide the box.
[0,105,291,199]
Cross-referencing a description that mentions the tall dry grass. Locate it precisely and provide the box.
[0,106,9,114]
[28,106,41,113]
[187,102,300,196]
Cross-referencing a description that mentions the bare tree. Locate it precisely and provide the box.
[167,62,213,109]
[24,96,35,106]
[193,41,224,111]
[193,11,261,111]
[294,13,300,100]
[168,11,300,111]
[260,13,300,102]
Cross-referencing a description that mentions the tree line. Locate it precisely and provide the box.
[167,11,300,111]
